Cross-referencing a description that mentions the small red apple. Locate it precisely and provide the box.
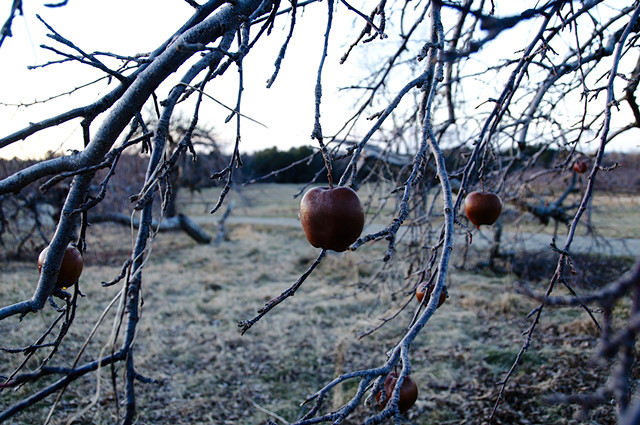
[38,244,84,289]
[376,371,419,414]
[416,281,447,308]
[464,191,502,226]
[573,161,588,174]
[299,186,365,252]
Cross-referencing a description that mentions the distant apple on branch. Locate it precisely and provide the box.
[573,160,588,174]
[416,280,447,308]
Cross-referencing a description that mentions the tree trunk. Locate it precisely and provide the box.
[91,212,211,244]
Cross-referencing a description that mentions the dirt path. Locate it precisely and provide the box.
[192,215,640,258]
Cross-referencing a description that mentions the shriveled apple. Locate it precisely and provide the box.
[464,191,502,227]
[573,160,588,174]
[416,281,447,308]
[38,244,84,290]
[299,186,364,252]
[376,371,419,414]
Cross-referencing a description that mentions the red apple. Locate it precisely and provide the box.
[38,244,84,289]
[376,371,419,414]
[299,186,364,252]
[464,191,502,226]
[573,161,588,174]
[416,281,446,308]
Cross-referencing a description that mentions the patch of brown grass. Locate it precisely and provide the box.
[1,184,637,425]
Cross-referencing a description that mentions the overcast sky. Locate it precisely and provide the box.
[0,0,367,159]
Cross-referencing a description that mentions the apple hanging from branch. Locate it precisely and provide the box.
[464,191,502,227]
[416,280,447,308]
[376,370,419,414]
[38,244,84,290]
[573,160,588,174]
[299,186,365,252]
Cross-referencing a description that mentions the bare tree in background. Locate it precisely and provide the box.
[88,115,227,244]
[1,1,640,424]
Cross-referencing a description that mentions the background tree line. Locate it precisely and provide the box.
[4,144,639,189]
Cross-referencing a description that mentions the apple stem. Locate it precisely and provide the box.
[315,137,334,188]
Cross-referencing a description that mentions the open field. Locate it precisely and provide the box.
[181,183,640,257]
[181,183,640,238]
[0,184,638,424]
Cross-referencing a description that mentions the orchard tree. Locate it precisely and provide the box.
[1,1,640,424]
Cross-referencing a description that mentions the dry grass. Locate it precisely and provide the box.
[0,184,638,424]
[181,183,640,238]
[502,191,640,239]
[588,194,640,238]
[181,182,410,223]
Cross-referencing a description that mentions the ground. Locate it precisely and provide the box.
[0,184,638,424]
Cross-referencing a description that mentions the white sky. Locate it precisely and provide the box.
[0,0,368,159]
[1,1,639,160]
